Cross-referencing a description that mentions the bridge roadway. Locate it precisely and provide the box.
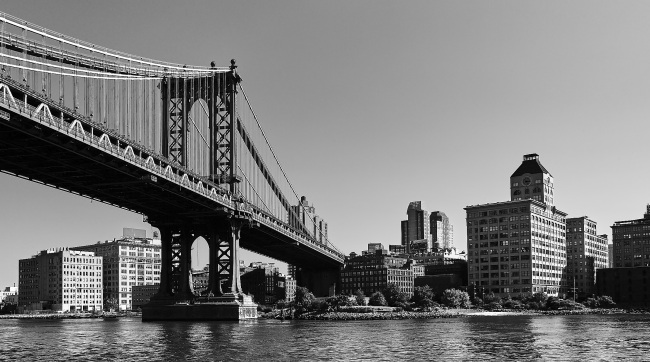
[0,76,345,275]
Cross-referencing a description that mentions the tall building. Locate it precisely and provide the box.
[510,153,555,206]
[73,228,161,311]
[290,196,328,243]
[465,154,567,298]
[18,248,103,312]
[565,217,609,298]
[611,205,650,267]
[401,201,431,252]
[431,211,454,250]
[401,202,454,253]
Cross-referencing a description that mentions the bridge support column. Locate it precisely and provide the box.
[175,227,195,301]
[215,218,244,296]
[143,217,257,321]
[149,226,174,302]
[205,228,220,296]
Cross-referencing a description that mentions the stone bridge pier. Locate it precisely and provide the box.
[142,214,257,321]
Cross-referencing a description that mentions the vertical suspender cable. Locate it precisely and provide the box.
[102,53,106,125]
[127,59,131,139]
[41,34,46,95]
[73,41,78,111]
[59,40,63,106]
[21,27,26,87]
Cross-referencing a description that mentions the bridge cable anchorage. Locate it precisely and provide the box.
[239,85,341,254]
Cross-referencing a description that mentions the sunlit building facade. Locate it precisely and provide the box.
[73,228,161,310]
[18,248,103,312]
[465,154,567,298]
[431,211,454,250]
[565,217,608,298]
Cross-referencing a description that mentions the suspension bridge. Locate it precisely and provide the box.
[0,12,344,320]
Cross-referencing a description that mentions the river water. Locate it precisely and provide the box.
[2,314,650,361]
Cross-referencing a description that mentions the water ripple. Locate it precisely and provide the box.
[1,314,650,361]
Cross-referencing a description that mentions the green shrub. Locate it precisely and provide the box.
[441,289,471,308]
[369,291,387,306]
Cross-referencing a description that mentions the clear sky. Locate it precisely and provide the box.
[2,1,650,289]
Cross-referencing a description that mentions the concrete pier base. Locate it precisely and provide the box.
[142,294,257,321]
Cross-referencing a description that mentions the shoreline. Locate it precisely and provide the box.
[0,312,139,320]
[3,308,648,321]
[293,307,649,321]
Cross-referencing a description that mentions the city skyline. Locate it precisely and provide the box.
[2,1,650,289]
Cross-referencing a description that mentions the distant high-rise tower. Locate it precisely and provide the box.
[290,196,328,243]
[401,201,431,252]
[431,211,454,250]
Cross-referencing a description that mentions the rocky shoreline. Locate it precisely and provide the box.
[287,307,650,321]
[0,312,138,320]
[297,310,465,320]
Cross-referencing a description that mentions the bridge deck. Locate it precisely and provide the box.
[0,79,344,268]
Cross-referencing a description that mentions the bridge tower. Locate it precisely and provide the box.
[161,60,242,193]
[145,61,256,320]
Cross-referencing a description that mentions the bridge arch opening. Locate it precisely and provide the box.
[191,236,210,296]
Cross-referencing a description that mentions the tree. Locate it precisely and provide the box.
[0,303,17,315]
[441,289,471,308]
[294,286,315,314]
[502,298,524,310]
[326,294,356,311]
[369,291,387,306]
[104,297,118,312]
[483,292,502,305]
[383,283,409,308]
[411,286,435,309]
[355,289,366,306]
[531,291,548,304]
[597,295,616,308]
[545,296,561,310]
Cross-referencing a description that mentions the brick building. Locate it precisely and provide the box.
[340,249,415,297]
[611,205,650,268]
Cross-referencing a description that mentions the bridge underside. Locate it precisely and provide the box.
[0,106,340,270]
